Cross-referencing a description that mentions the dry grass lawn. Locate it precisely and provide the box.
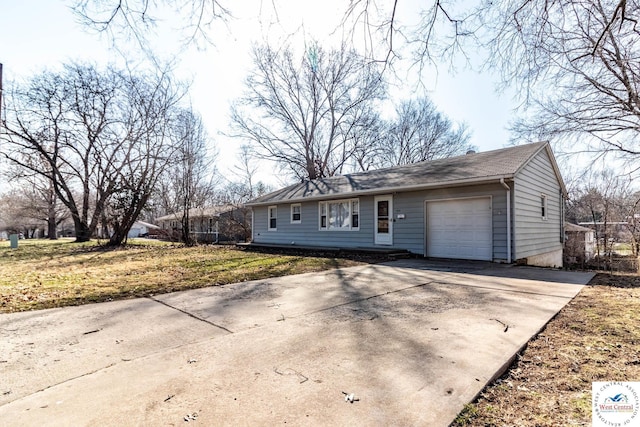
[453,272,640,426]
[0,238,368,313]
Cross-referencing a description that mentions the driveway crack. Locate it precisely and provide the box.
[147,297,234,334]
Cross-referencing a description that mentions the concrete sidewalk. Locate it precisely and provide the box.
[0,260,594,426]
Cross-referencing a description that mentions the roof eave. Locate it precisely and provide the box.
[246,175,515,207]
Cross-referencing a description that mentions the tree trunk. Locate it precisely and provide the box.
[101,212,110,240]
[107,227,129,247]
[181,210,195,246]
[47,220,58,240]
[47,203,58,240]
[74,220,92,243]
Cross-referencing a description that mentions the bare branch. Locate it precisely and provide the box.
[230,42,386,180]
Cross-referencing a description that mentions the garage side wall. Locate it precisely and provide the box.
[513,149,563,265]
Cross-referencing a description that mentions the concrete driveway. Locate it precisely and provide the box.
[0,260,593,426]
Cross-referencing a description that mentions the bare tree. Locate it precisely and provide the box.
[2,155,71,239]
[343,1,640,165]
[619,191,640,256]
[73,0,230,49]
[155,108,217,246]
[348,112,386,172]
[0,63,186,245]
[377,97,472,168]
[100,87,188,246]
[340,1,487,70]
[567,169,629,262]
[7,173,68,239]
[230,42,387,180]
[0,188,59,238]
[494,1,640,163]
[225,145,262,203]
[72,1,640,176]
[342,1,635,74]
[219,145,271,242]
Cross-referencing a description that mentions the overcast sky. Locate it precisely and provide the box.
[0,0,517,188]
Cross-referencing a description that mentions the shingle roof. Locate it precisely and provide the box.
[565,223,593,232]
[155,205,236,222]
[248,141,554,206]
[133,220,161,229]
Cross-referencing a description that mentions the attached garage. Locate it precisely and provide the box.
[426,197,493,261]
[248,142,568,268]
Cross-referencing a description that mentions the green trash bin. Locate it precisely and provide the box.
[9,234,19,249]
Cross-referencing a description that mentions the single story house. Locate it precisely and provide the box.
[246,141,568,267]
[155,205,251,243]
[564,223,596,265]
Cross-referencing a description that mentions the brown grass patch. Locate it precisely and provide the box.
[0,239,373,313]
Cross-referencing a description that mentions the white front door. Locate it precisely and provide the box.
[375,195,393,245]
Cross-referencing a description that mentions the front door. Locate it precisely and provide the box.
[375,195,393,245]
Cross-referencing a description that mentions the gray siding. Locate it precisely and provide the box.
[253,197,374,248]
[513,149,563,260]
[252,183,510,261]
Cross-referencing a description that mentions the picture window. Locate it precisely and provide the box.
[319,199,360,231]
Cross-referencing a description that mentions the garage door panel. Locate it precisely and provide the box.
[427,198,492,261]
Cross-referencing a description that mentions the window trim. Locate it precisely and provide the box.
[290,203,302,224]
[268,205,277,231]
[541,194,547,220]
[318,198,360,231]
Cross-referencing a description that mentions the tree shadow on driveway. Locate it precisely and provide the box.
[0,259,592,425]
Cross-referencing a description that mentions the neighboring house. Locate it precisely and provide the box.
[577,221,632,245]
[155,205,251,243]
[564,223,595,265]
[246,141,568,267]
[127,221,161,238]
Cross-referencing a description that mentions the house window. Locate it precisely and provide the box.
[352,200,359,228]
[291,204,301,223]
[541,194,547,220]
[319,199,360,231]
[268,206,277,230]
[320,203,327,228]
[208,218,215,233]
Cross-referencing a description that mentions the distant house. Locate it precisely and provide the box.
[155,205,251,243]
[246,141,568,267]
[564,223,595,265]
[127,221,161,238]
[577,221,632,245]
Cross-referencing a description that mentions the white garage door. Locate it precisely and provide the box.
[426,197,493,261]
